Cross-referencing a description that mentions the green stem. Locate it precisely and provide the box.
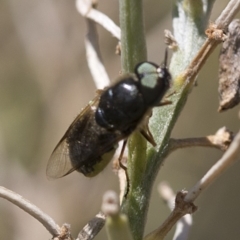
[119,0,147,73]
[119,0,148,239]
[119,1,216,240]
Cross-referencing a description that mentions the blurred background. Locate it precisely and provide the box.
[0,0,240,239]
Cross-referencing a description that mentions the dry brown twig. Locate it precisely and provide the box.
[158,182,193,240]
[164,30,178,51]
[144,129,240,239]
[169,127,234,153]
[145,126,240,240]
[179,0,240,205]
[144,189,197,240]
[184,0,240,84]
[185,129,240,202]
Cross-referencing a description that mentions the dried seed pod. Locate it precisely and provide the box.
[218,19,240,112]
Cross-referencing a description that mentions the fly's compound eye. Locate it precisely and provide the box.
[135,61,171,106]
[135,62,159,88]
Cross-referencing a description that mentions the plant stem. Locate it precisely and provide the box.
[119,1,217,240]
[119,0,148,239]
[119,0,147,73]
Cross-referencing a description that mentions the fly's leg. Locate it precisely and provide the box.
[139,94,173,145]
[157,90,176,106]
[157,100,172,106]
[118,139,130,197]
[139,95,173,147]
[140,127,156,146]
[139,110,157,147]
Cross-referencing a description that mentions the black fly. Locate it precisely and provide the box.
[46,52,171,193]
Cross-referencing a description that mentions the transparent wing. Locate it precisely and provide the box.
[46,139,74,179]
[46,94,100,179]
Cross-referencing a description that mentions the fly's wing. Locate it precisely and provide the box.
[46,138,73,179]
[46,95,100,179]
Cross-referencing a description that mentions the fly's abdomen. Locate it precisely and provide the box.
[67,114,120,177]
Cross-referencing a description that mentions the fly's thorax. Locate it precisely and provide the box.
[95,77,147,133]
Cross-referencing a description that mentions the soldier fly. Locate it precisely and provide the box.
[46,52,171,190]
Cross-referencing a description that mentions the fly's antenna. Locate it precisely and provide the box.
[163,48,168,67]
[159,48,168,68]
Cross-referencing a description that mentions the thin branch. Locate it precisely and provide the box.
[158,182,192,240]
[169,127,233,152]
[144,127,240,240]
[183,0,240,84]
[0,186,60,237]
[164,29,178,51]
[173,215,192,240]
[76,0,111,89]
[85,18,110,89]
[77,212,106,240]
[112,141,128,204]
[215,0,240,29]
[185,129,240,202]
[75,0,121,40]
[144,191,196,240]
[149,128,240,239]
